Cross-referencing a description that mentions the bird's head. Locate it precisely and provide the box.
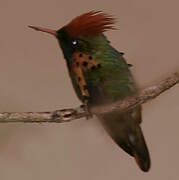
[29,11,116,60]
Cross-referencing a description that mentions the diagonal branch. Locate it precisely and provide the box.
[0,72,178,123]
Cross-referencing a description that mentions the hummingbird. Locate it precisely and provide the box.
[29,10,150,172]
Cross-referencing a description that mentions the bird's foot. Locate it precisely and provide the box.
[80,101,93,120]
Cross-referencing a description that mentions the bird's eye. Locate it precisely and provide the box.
[72,40,78,45]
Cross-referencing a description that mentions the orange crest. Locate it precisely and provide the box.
[65,11,116,37]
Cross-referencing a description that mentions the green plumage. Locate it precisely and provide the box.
[57,31,150,172]
[57,31,136,102]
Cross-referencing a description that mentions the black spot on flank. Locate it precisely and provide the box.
[83,85,88,90]
[79,53,83,57]
[97,64,101,68]
[83,95,89,100]
[120,52,125,55]
[76,62,80,67]
[78,77,81,81]
[91,65,96,70]
[82,61,88,67]
[89,56,93,60]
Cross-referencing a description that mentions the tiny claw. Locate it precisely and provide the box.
[128,63,133,67]
[82,100,93,120]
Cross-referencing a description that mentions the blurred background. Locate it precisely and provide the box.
[0,0,178,179]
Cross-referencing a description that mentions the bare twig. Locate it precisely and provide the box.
[0,72,178,123]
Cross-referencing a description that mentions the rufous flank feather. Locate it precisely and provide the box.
[65,11,116,37]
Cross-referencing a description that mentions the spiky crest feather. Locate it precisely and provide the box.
[65,11,116,37]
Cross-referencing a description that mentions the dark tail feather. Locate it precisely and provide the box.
[127,127,151,172]
[98,106,150,172]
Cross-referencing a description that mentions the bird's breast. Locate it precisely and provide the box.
[69,50,136,105]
